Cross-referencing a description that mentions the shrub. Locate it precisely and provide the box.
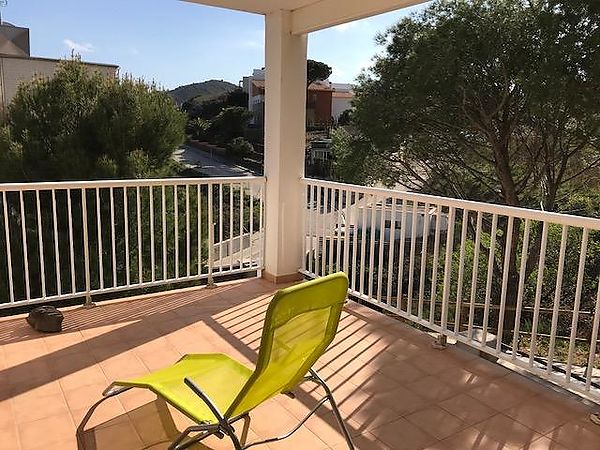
[227,137,253,158]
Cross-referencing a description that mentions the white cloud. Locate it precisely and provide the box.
[63,39,95,54]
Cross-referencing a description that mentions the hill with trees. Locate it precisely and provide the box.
[168,80,238,106]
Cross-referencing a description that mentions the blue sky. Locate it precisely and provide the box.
[8,0,426,89]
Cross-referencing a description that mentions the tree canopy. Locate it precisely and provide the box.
[337,0,600,211]
[2,59,186,182]
[183,88,248,120]
[307,59,332,86]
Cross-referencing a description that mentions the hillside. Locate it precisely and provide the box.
[169,80,238,106]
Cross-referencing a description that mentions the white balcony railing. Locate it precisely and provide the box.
[302,178,600,401]
[0,177,265,309]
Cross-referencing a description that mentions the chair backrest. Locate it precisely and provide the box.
[225,272,348,418]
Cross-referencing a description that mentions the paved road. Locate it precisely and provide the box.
[173,145,256,177]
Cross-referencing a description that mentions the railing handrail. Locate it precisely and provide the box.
[302,177,600,230]
[0,176,266,192]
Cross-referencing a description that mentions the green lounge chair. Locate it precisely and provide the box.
[78,272,355,450]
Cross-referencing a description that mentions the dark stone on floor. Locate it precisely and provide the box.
[26,305,64,333]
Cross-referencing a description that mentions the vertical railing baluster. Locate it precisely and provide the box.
[110,187,117,287]
[207,183,215,287]
[51,190,61,297]
[320,186,326,276]
[351,192,359,292]
[259,183,265,272]
[19,190,30,300]
[174,185,179,278]
[325,187,332,275]
[546,224,568,372]
[2,191,14,303]
[418,203,430,319]
[358,194,368,294]
[481,213,498,347]
[96,188,103,290]
[35,190,46,299]
[512,218,531,359]
[67,189,76,293]
[336,189,344,274]
[565,228,589,382]
[328,188,335,275]
[386,197,397,306]
[407,201,418,316]
[162,185,167,280]
[187,184,191,277]
[229,183,234,272]
[496,216,514,353]
[239,183,244,271]
[376,196,386,304]
[218,183,223,273]
[585,279,600,391]
[81,189,92,306]
[441,206,456,331]
[197,184,202,276]
[529,221,549,367]
[306,184,312,275]
[454,209,469,335]
[367,195,378,301]
[124,187,130,286]
[249,184,254,270]
[396,200,406,311]
[150,186,155,282]
[468,211,483,340]
[429,205,442,324]
[343,188,351,275]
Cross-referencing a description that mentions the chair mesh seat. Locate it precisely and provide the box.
[114,354,253,424]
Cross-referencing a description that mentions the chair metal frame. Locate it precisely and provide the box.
[77,368,355,449]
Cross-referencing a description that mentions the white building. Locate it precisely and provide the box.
[0,22,118,117]
[331,82,354,121]
[242,68,353,125]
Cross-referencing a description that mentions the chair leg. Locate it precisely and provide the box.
[309,369,355,450]
[76,386,132,447]
[169,425,219,450]
[327,391,355,450]
[223,423,244,450]
[238,413,251,446]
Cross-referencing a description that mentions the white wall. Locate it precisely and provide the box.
[0,57,117,114]
[332,97,352,120]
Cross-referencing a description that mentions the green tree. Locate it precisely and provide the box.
[209,106,253,145]
[0,60,191,306]
[228,137,254,158]
[187,117,211,141]
[185,88,249,120]
[0,127,23,182]
[307,59,332,86]
[347,0,600,208]
[5,59,186,182]
[336,0,600,343]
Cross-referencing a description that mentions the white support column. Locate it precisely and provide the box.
[263,10,307,283]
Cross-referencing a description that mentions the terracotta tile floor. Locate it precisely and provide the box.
[0,277,599,450]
